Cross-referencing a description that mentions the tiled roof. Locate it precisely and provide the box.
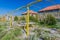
[39,4,60,12]
[22,10,37,15]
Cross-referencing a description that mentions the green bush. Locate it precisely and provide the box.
[29,16,38,23]
[40,14,57,25]
[45,14,57,25]
[14,16,18,21]
[21,17,25,21]
[40,19,45,24]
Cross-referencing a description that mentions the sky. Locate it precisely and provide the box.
[0,0,60,16]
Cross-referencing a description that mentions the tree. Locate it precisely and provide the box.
[40,14,57,25]
[45,14,57,25]
[29,16,38,22]
[14,16,18,21]
[21,16,25,21]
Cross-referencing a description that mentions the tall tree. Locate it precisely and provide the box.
[14,16,18,21]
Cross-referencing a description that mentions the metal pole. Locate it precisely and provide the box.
[25,6,29,37]
[10,16,12,27]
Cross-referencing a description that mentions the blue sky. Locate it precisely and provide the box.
[0,0,60,16]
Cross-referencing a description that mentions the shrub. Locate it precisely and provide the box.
[40,18,45,24]
[40,14,57,25]
[14,16,18,21]
[45,14,57,25]
[29,16,38,23]
[21,17,25,21]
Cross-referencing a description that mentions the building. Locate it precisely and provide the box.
[0,16,6,22]
[5,15,15,21]
[38,4,60,19]
[22,10,38,17]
